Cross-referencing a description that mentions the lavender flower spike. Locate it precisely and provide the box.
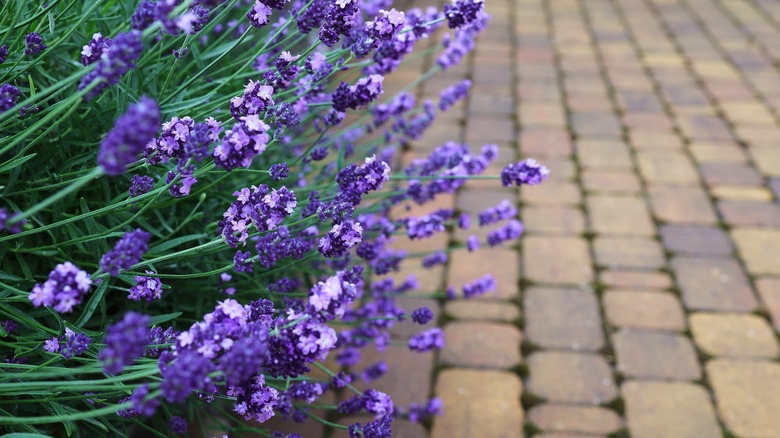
[99,311,151,374]
[100,229,152,276]
[78,30,143,100]
[25,32,46,55]
[98,97,161,175]
[29,262,92,314]
[501,158,550,187]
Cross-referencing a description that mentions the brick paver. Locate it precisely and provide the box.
[323,0,780,435]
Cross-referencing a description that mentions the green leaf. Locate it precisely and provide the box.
[149,312,181,326]
[47,12,54,34]
[148,234,206,255]
[1,433,56,438]
[0,153,37,174]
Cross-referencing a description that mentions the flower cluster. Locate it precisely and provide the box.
[213,114,272,171]
[79,30,143,100]
[218,184,297,247]
[81,33,111,66]
[501,158,550,187]
[0,84,21,114]
[98,97,161,175]
[99,312,151,374]
[44,328,92,359]
[24,32,46,55]
[128,273,164,301]
[29,262,92,313]
[100,229,151,276]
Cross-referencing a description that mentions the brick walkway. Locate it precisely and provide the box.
[271,0,780,436]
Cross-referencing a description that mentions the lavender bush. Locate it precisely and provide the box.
[0,0,548,436]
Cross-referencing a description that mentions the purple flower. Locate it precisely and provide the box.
[231,80,274,119]
[59,328,92,359]
[213,115,271,171]
[79,30,143,100]
[409,397,442,423]
[362,361,388,382]
[307,269,361,321]
[168,416,188,434]
[487,219,523,246]
[0,207,25,234]
[319,0,361,47]
[0,84,21,114]
[466,235,479,251]
[318,220,363,257]
[24,32,46,55]
[349,415,393,438]
[332,74,384,112]
[366,9,406,41]
[444,0,484,28]
[100,229,151,276]
[422,251,447,268]
[232,374,279,422]
[463,274,495,298]
[0,45,8,64]
[501,159,550,187]
[255,227,311,268]
[234,250,254,273]
[146,326,176,359]
[248,1,273,27]
[478,199,517,226]
[335,155,391,205]
[98,97,161,175]
[131,0,156,30]
[458,213,471,229]
[160,351,213,403]
[81,33,111,66]
[128,272,163,301]
[218,185,297,247]
[405,210,451,240]
[173,47,188,59]
[408,327,444,352]
[129,174,154,197]
[99,312,151,374]
[44,338,59,352]
[29,262,92,314]
[437,11,489,69]
[439,79,471,111]
[411,307,434,324]
[130,384,159,417]
[269,162,289,180]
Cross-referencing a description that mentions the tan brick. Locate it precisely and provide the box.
[528,404,623,435]
[708,359,780,437]
[690,313,779,359]
[520,181,582,205]
[440,322,522,369]
[689,141,748,163]
[526,352,617,404]
[604,290,685,331]
[719,201,780,227]
[587,195,655,236]
[734,125,780,146]
[570,112,623,139]
[699,163,762,186]
[447,248,519,300]
[711,185,773,201]
[456,189,517,213]
[538,159,576,180]
[614,329,701,380]
[464,117,515,143]
[622,112,674,132]
[431,369,523,438]
[720,102,776,125]
[524,287,605,351]
[522,206,585,234]
[749,146,780,177]
[659,224,732,255]
[520,128,573,157]
[676,113,734,142]
[731,228,780,275]
[523,236,594,285]
[623,381,721,438]
[637,151,699,184]
[353,345,435,407]
[576,140,633,169]
[628,131,684,149]
[593,236,665,269]
[600,270,673,289]
[582,170,642,193]
[672,256,758,312]
[756,278,780,333]
[519,103,566,128]
[444,301,519,322]
[567,96,613,113]
[648,186,717,224]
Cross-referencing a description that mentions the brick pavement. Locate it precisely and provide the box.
[276,0,780,436]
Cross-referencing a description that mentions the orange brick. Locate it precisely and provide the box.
[440,322,522,369]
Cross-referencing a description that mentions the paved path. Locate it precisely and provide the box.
[372,0,780,436]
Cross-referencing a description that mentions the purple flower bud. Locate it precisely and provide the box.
[100,229,151,276]
[79,30,143,100]
[99,312,151,374]
[466,235,479,252]
[0,84,21,114]
[411,307,434,324]
[128,272,163,301]
[81,33,111,66]
[444,0,484,28]
[24,32,46,55]
[463,274,495,298]
[422,251,448,268]
[501,158,550,187]
[169,416,188,435]
[98,97,161,175]
[409,328,444,352]
[29,262,92,314]
[478,199,517,226]
[129,175,154,198]
[269,162,289,181]
[439,79,471,111]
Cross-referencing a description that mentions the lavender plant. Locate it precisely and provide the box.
[0,0,548,436]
